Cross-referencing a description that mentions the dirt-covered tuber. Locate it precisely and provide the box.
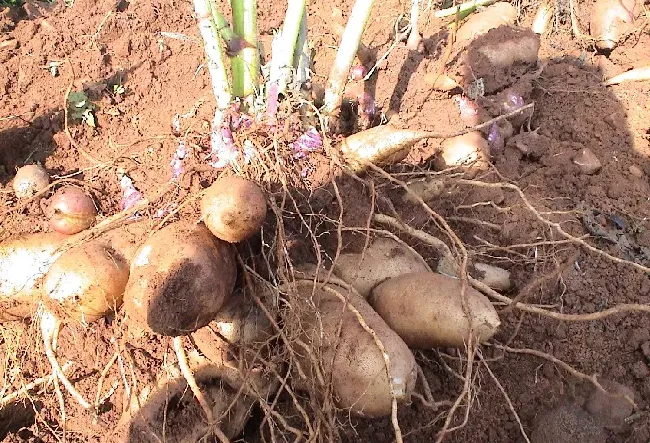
[201,177,267,243]
[123,222,237,336]
[370,272,501,348]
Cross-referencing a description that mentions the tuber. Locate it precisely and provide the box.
[370,272,501,348]
[46,186,97,235]
[201,177,267,243]
[12,165,50,199]
[333,237,430,298]
[291,279,417,417]
[123,222,237,336]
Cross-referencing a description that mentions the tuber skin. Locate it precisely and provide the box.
[332,237,430,298]
[123,222,237,336]
[370,272,501,348]
[0,232,69,321]
[454,2,517,44]
[292,280,417,417]
[44,242,129,324]
[12,165,50,198]
[46,186,97,235]
[590,0,637,51]
[201,177,267,243]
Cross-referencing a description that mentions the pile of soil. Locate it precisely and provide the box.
[1,0,650,441]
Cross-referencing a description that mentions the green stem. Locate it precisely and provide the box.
[208,0,237,45]
[323,0,375,115]
[292,11,310,86]
[193,0,232,110]
[231,0,259,98]
[269,0,307,95]
[434,0,495,17]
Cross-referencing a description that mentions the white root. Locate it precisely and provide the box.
[173,336,214,424]
[604,66,650,86]
[40,309,91,409]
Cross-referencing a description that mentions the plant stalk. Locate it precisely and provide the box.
[268,0,307,96]
[231,0,259,98]
[193,0,232,110]
[434,0,495,17]
[208,0,238,46]
[323,0,375,115]
[293,11,310,87]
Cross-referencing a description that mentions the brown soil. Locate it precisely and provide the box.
[1,0,650,442]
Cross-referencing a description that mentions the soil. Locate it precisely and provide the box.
[1,0,650,442]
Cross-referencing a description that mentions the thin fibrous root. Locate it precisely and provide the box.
[172,336,214,424]
[454,179,650,275]
[0,362,71,408]
[40,309,91,409]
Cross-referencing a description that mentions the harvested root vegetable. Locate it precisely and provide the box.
[471,262,512,291]
[451,26,540,94]
[46,186,97,234]
[370,272,500,348]
[0,232,68,321]
[339,124,434,172]
[123,222,237,336]
[532,2,554,34]
[291,279,417,417]
[332,237,430,298]
[424,72,459,91]
[192,292,279,397]
[112,362,253,443]
[402,177,445,204]
[44,242,129,324]
[96,222,147,266]
[201,177,267,243]
[590,0,637,51]
[455,2,517,44]
[604,66,650,85]
[12,165,50,198]
[434,131,489,171]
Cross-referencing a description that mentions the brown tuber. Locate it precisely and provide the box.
[370,272,501,348]
[44,242,129,324]
[201,177,267,243]
[292,280,417,417]
[590,0,638,51]
[333,237,430,298]
[455,2,518,44]
[123,222,237,336]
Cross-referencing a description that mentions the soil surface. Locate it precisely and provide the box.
[1,0,650,442]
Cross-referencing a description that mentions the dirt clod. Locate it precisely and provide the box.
[531,404,607,443]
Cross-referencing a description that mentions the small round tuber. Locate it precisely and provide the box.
[201,177,267,243]
[47,186,97,235]
[434,131,489,171]
[12,165,50,198]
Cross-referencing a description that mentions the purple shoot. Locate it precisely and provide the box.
[455,96,480,126]
[292,127,323,159]
[170,141,187,180]
[487,123,505,156]
[503,91,525,113]
[119,175,143,211]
